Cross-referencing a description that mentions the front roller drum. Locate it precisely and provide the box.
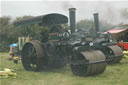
[108,45,123,63]
[70,50,107,77]
[21,40,45,71]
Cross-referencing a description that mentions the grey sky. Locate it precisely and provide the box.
[1,1,128,24]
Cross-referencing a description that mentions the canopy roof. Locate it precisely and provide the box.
[14,13,68,26]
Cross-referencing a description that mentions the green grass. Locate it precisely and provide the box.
[0,53,128,85]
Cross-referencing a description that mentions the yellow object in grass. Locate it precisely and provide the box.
[123,51,128,58]
[0,68,16,78]
[124,55,128,58]
[14,56,19,60]
[123,51,128,55]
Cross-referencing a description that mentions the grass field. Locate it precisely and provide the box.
[0,53,128,85]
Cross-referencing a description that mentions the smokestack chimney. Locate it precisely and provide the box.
[69,8,76,34]
[93,13,99,35]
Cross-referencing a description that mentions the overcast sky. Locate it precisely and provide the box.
[1,0,128,24]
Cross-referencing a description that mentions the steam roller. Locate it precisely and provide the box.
[93,13,123,64]
[14,8,107,77]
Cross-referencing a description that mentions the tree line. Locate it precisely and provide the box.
[0,16,44,52]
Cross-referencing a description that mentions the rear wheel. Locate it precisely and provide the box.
[21,40,45,71]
